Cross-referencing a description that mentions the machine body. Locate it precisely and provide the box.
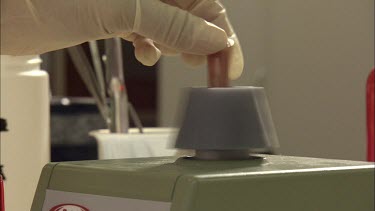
[32,154,374,211]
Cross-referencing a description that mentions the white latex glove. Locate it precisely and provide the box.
[132,0,244,79]
[1,0,243,79]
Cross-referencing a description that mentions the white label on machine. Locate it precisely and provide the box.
[43,190,171,211]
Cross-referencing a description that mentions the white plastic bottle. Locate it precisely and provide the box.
[0,55,50,211]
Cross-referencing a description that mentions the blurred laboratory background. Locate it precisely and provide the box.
[43,41,159,161]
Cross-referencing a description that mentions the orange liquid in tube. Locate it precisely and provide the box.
[207,49,229,87]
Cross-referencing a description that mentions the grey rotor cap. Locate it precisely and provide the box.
[174,87,278,160]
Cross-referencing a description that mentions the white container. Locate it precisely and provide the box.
[0,55,50,211]
[90,128,180,159]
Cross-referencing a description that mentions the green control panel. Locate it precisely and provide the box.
[32,155,374,211]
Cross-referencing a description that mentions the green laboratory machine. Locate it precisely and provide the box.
[32,155,374,211]
[31,87,375,211]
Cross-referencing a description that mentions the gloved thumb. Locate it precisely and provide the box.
[132,0,229,56]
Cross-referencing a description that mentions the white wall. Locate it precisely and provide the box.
[158,0,374,161]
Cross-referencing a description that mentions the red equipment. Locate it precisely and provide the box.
[0,175,4,211]
[366,68,374,162]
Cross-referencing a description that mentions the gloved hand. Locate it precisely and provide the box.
[1,0,243,79]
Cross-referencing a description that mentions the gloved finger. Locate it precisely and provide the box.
[161,0,233,35]
[226,35,244,80]
[167,0,244,79]
[121,32,138,42]
[132,35,162,66]
[133,0,228,55]
[154,43,180,56]
[181,53,206,67]
[201,2,244,80]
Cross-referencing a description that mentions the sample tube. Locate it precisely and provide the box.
[207,49,230,87]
